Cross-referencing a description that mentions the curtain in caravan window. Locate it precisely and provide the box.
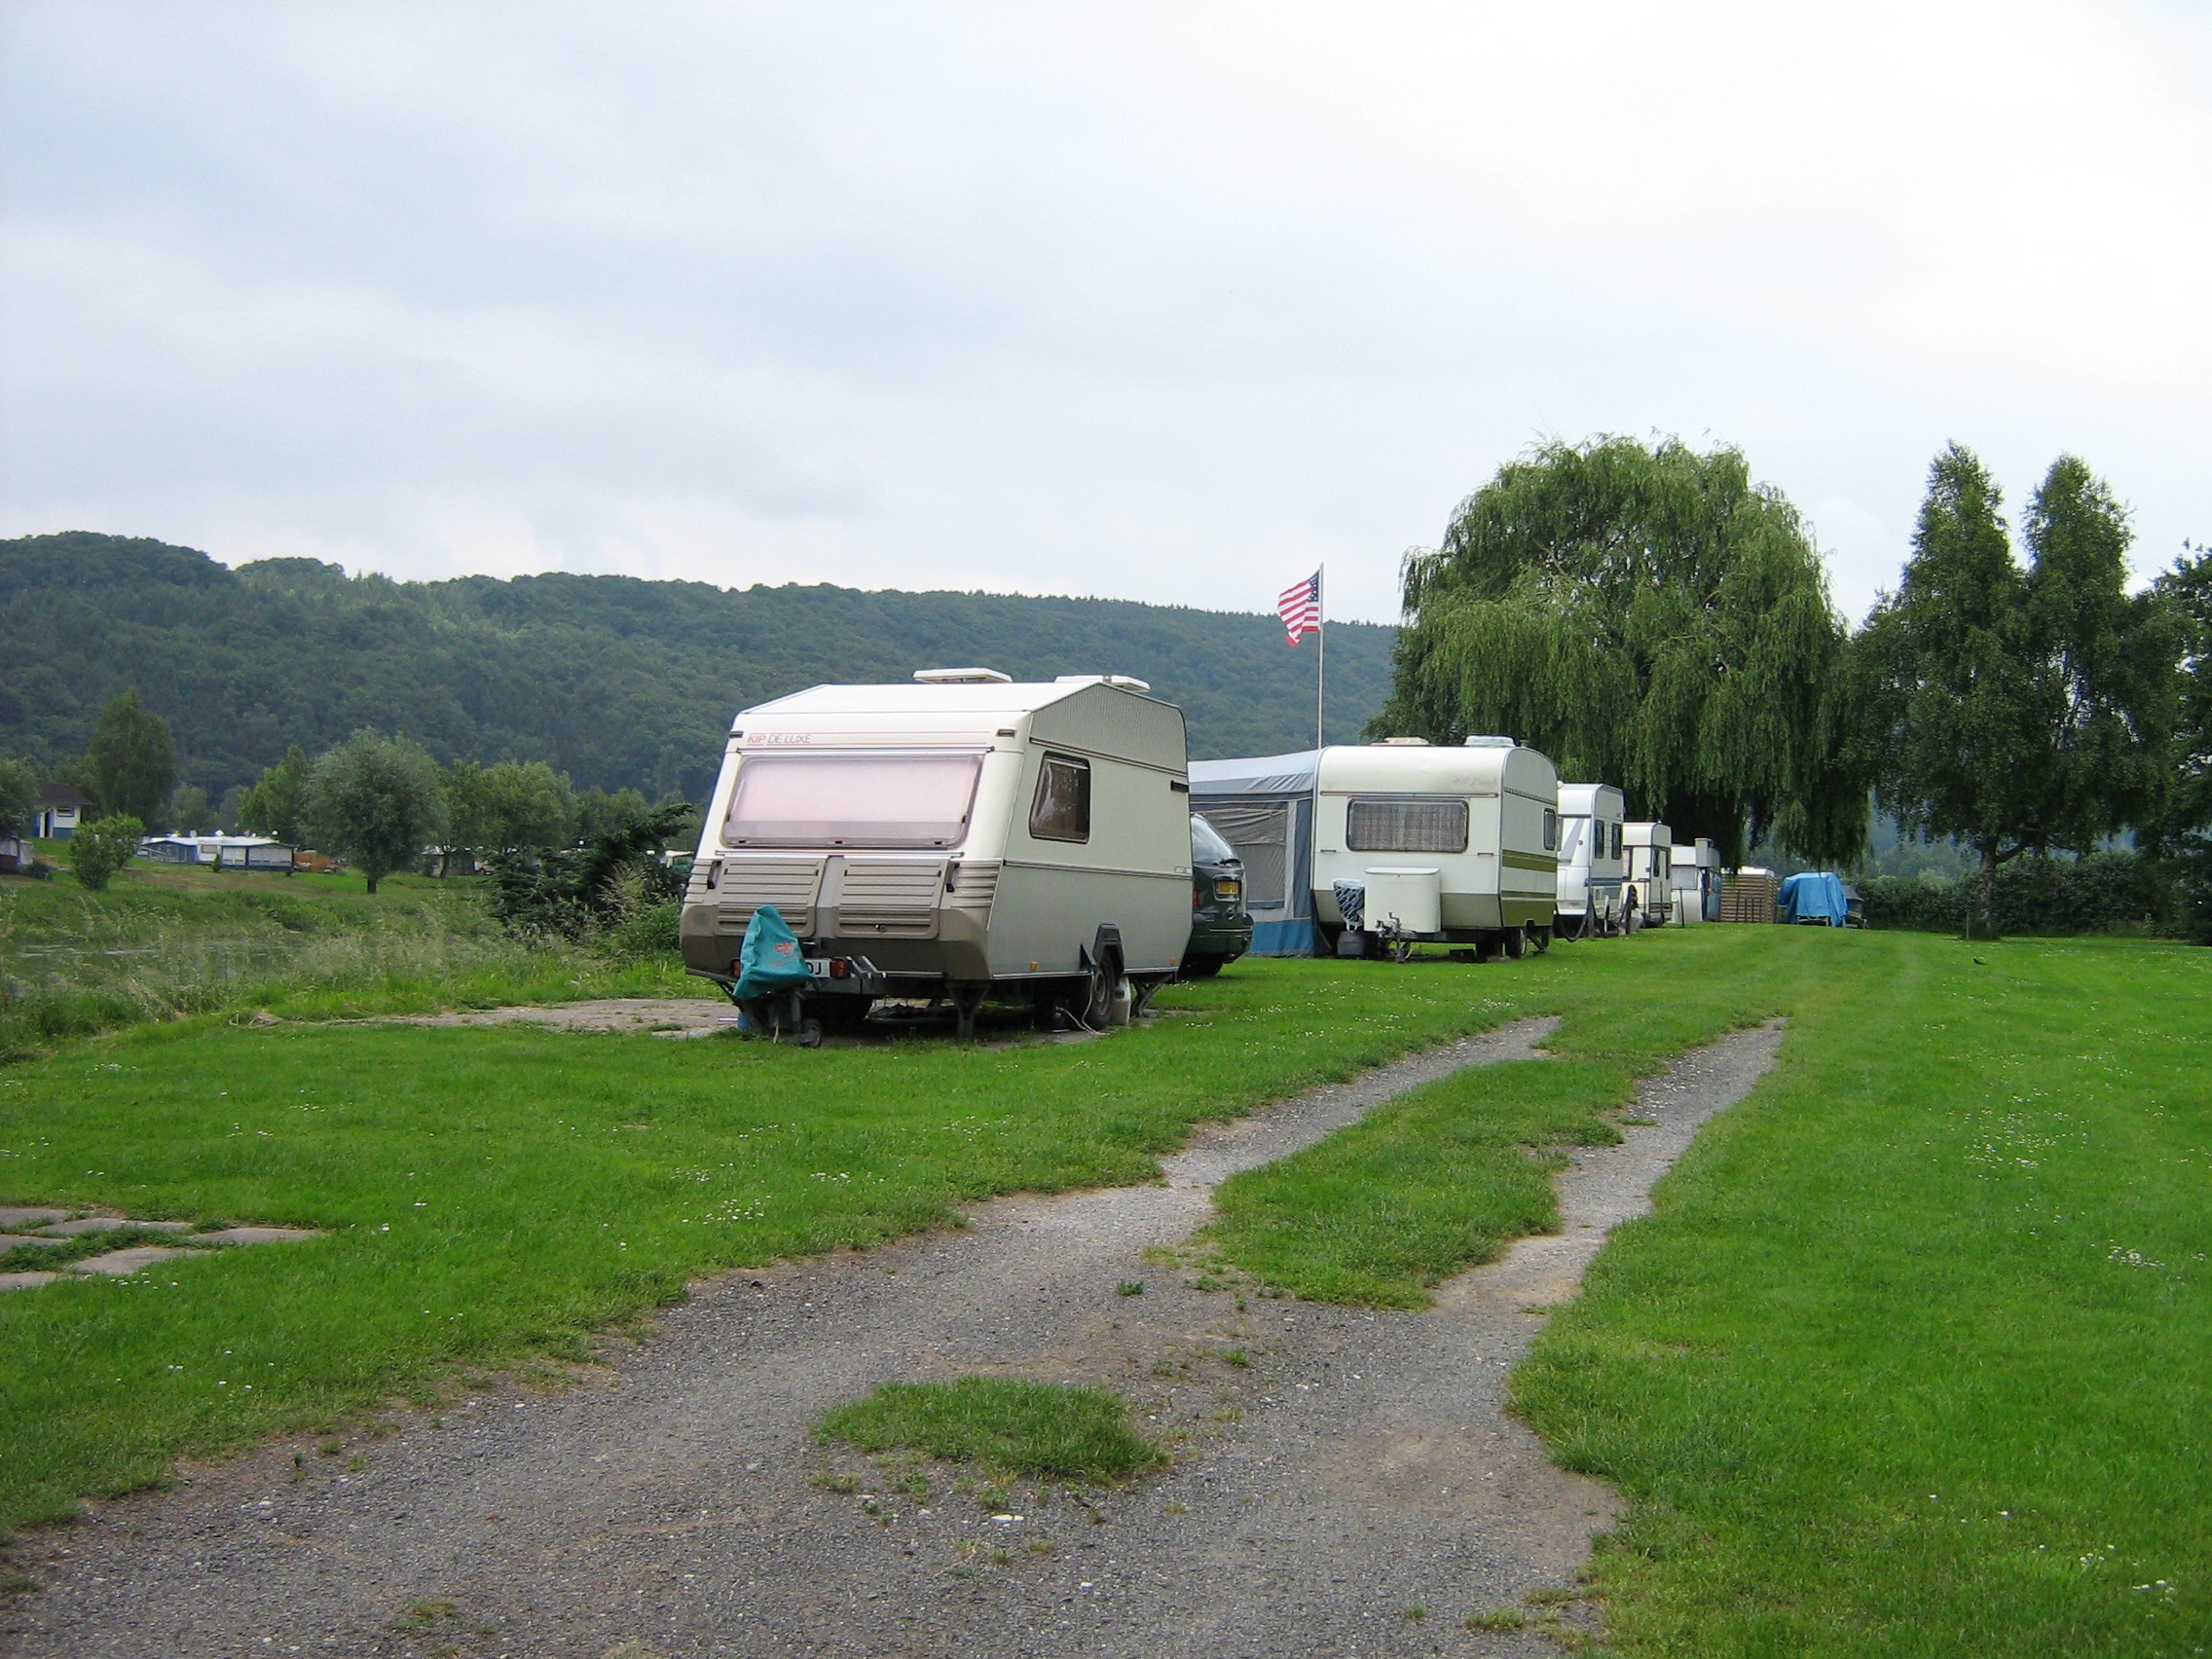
[1198,803,1289,909]
[1346,797,1469,854]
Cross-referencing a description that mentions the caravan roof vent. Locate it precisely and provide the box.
[1104,675,1152,692]
[1374,736,1431,747]
[912,667,1013,684]
[1052,674,1151,691]
[1461,735,1515,747]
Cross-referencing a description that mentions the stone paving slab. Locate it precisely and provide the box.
[0,1233,71,1249]
[37,1216,195,1235]
[198,1227,318,1246]
[0,1206,68,1229]
[0,1271,61,1291]
[61,1246,198,1277]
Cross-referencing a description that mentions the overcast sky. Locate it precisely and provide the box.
[4,2,2208,625]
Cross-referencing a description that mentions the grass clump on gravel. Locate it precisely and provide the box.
[817,1378,1164,1481]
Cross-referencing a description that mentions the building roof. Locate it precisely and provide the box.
[35,783,89,807]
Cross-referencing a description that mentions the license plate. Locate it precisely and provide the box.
[804,958,830,978]
[1215,880,1240,899]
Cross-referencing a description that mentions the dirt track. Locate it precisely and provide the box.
[3,1018,1783,1659]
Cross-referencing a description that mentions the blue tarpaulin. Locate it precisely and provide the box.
[1778,871,1850,926]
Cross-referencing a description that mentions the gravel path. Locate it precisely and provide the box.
[4,1019,1783,1659]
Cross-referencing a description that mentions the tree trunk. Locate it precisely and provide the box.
[365,871,380,895]
[1968,839,1999,940]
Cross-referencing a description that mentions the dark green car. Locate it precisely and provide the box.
[1183,813,1253,978]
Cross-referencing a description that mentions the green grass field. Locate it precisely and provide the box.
[1510,933,2212,1656]
[0,861,698,1058]
[0,944,1585,1534]
[0,923,2205,1655]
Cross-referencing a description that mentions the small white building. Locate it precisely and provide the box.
[32,784,88,839]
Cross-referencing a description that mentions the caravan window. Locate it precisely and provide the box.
[1029,754,1091,842]
[1346,797,1468,855]
[1542,809,1559,852]
[723,751,981,849]
[1609,822,1622,861]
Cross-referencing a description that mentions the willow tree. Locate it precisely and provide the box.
[1378,436,1865,866]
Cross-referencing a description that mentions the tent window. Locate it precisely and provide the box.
[1029,754,1091,842]
[1199,803,1289,908]
[1346,797,1468,855]
[1542,808,1559,852]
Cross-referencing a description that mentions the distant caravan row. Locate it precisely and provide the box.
[676,669,1785,1042]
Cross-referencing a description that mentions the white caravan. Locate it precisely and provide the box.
[1669,836,1721,926]
[680,670,1193,1037]
[1309,738,1561,958]
[1556,784,1627,938]
[1621,822,1673,930]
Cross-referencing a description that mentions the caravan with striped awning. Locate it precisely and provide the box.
[1193,737,1561,961]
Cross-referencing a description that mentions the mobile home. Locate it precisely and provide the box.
[1669,837,1721,925]
[1312,739,1559,954]
[1621,822,1673,928]
[137,834,297,871]
[1556,783,1626,938]
[1195,739,1560,959]
[680,671,1193,1036]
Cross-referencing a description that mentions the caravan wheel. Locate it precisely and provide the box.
[1500,925,1528,960]
[1083,951,1128,1029]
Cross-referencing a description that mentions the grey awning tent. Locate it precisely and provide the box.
[1190,751,1318,956]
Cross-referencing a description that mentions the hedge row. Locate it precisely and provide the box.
[1857,852,2172,937]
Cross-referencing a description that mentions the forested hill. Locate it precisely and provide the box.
[2,533,1395,802]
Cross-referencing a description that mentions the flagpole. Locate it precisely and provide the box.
[1315,563,1326,754]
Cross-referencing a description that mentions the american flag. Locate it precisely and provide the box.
[1277,570,1321,645]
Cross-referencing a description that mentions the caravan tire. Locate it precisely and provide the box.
[1083,951,1127,1030]
[1500,925,1528,961]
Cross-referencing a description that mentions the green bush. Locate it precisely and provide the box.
[602,900,681,962]
[1859,851,2168,937]
[63,815,143,892]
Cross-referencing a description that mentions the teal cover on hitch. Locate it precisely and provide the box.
[734,904,813,999]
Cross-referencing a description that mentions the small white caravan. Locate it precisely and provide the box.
[1309,737,1561,957]
[1621,823,1673,930]
[1669,836,1721,926]
[1556,783,1626,939]
[680,670,1193,1036]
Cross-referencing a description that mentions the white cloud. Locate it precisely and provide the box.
[3,0,2208,626]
